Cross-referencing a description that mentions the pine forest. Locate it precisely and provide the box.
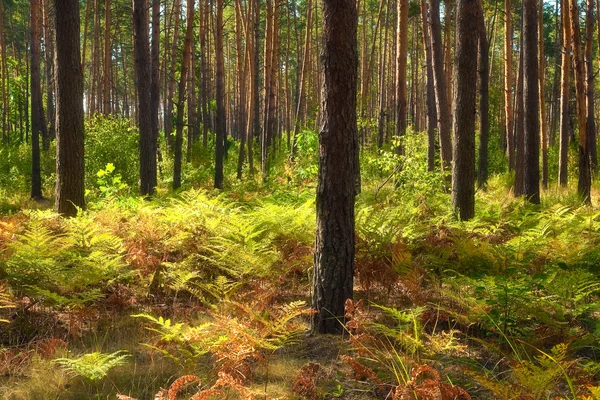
[2,0,600,398]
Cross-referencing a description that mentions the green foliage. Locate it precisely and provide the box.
[95,163,130,198]
[54,351,130,381]
[85,115,139,189]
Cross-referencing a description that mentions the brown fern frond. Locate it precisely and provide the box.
[154,389,168,400]
[292,362,322,400]
[167,375,201,400]
[33,338,68,359]
[116,395,137,400]
[340,355,382,384]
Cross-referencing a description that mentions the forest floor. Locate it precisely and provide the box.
[1,172,600,399]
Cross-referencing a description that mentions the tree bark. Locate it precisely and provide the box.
[559,0,570,186]
[133,0,156,195]
[523,0,540,203]
[477,0,490,188]
[214,0,226,189]
[585,0,597,172]
[54,0,85,216]
[395,0,409,154]
[570,0,591,203]
[505,0,514,170]
[421,0,437,170]
[31,0,44,200]
[452,0,479,220]
[430,0,452,172]
[312,0,358,335]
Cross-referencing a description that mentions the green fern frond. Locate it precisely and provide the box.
[54,350,130,381]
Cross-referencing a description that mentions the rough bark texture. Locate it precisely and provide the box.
[585,0,597,172]
[54,0,85,216]
[570,0,591,203]
[133,0,156,196]
[451,0,479,220]
[151,0,160,169]
[312,0,357,335]
[395,0,409,153]
[214,0,225,189]
[523,0,540,203]
[31,0,43,200]
[514,44,524,196]
[559,0,570,186]
[539,0,548,189]
[430,0,452,172]
[421,0,437,171]
[477,0,489,188]
[505,0,514,171]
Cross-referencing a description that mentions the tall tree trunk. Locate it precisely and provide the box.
[514,42,525,196]
[430,0,452,172]
[151,0,160,176]
[570,0,591,203]
[166,0,181,148]
[421,0,437,170]
[477,0,490,188]
[102,0,110,114]
[31,0,44,200]
[133,0,156,195]
[559,0,570,186]
[214,0,225,189]
[54,0,85,216]
[452,0,479,220]
[42,0,55,145]
[505,0,514,170]
[585,0,597,172]
[291,0,313,156]
[539,0,548,189]
[173,0,194,189]
[312,0,358,335]
[523,0,540,203]
[395,0,409,154]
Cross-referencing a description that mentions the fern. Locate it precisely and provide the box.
[54,350,130,381]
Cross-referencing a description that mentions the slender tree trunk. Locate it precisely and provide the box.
[173,0,194,189]
[215,0,225,188]
[166,0,181,148]
[559,0,570,186]
[570,0,591,203]
[452,0,479,220]
[523,0,540,203]
[421,0,437,170]
[538,0,548,189]
[102,0,110,114]
[312,0,358,335]
[395,0,409,154]
[477,0,490,188]
[151,0,160,179]
[291,0,313,156]
[585,0,597,172]
[133,0,156,195]
[514,41,525,196]
[31,0,43,200]
[505,0,514,170]
[430,0,452,172]
[42,0,55,144]
[54,0,85,216]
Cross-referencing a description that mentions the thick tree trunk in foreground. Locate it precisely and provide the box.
[523,0,540,203]
[133,0,156,195]
[452,0,479,220]
[312,0,358,335]
[54,0,85,216]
